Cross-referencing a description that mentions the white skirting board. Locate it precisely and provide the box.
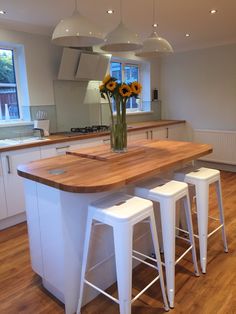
[194,129,236,165]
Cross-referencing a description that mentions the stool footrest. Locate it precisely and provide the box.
[176,234,191,243]
[208,224,223,238]
[175,246,193,265]
[85,249,163,308]
[177,224,224,239]
[132,255,158,271]
[84,279,119,304]
[131,275,160,304]
[193,210,220,222]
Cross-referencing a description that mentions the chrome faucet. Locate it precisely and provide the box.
[33,127,44,139]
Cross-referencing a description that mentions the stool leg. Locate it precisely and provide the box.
[76,215,93,314]
[113,224,133,314]
[183,195,200,276]
[195,182,209,274]
[215,180,228,252]
[159,199,176,308]
[149,211,170,311]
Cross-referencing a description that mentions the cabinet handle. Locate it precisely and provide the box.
[150,130,153,140]
[103,139,110,143]
[166,127,169,138]
[56,145,70,150]
[146,131,149,139]
[6,155,11,174]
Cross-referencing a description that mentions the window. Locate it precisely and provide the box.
[110,61,141,112]
[0,48,20,121]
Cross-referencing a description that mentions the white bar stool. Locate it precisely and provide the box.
[134,178,199,308]
[76,193,169,314]
[174,167,228,273]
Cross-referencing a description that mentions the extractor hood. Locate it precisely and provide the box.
[58,48,111,81]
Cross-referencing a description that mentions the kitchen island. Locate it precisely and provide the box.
[17,140,212,314]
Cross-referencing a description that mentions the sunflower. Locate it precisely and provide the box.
[131,81,142,94]
[119,84,132,97]
[106,81,117,92]
[102,74,111,85]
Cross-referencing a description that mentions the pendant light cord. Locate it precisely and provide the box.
[75,0,78,12]
[120,0,123,23]
[153,0,155,29]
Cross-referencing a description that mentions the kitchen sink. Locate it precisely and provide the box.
[0,137,51,146]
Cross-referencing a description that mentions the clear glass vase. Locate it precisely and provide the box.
[110,122,127,153]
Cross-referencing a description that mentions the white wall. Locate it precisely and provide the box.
[0,27,61,106]
[160,43,236,130]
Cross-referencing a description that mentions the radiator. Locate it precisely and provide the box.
[193,129,236,165]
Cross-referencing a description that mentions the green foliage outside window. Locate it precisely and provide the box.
[0,49,15,84]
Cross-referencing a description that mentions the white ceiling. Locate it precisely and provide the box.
[0,0,235,52]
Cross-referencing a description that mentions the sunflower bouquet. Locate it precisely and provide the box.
[99,75,142,152]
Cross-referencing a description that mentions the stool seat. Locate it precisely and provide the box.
[77,192,169,314]
[90,193,153,223]
[135,178,199,308]
[174,167,228,274]
[176,167,220,183]
[136,178,189,199]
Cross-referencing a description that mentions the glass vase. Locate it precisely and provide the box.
[110,122,127,153]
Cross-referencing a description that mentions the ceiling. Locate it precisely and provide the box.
[0,0,235,52]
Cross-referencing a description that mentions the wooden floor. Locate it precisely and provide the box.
[0,170,235,314]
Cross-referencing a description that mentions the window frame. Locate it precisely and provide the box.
[0,45,25,124]
[110,59,143,113]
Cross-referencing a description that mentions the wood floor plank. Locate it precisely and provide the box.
[0,170,235,313]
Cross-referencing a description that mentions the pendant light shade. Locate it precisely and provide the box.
[100,22,142,52]
[100,0,142,52]
[136,0,173,57]
[135,31,173,57]
[52,2,105,47]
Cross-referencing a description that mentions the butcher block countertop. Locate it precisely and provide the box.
[17,140,212,193]
[0,120,185,152]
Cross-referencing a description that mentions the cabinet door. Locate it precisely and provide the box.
[128,130,147,142]
[70,137,110,150]
[40,143,73,158]
[2,148,41,216]
[167,124,186,141]
[152,127,168,140]
[0,156,7,219]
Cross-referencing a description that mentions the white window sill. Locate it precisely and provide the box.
[126,110,154,116]
[0,121,33,128]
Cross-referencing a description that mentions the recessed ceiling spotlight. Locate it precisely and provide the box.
[185,33,190,37]
[0,10,6,15]
[210,9,217,14]
[106,9,114,14]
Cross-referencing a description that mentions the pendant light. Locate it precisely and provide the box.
[135,0,173,57]
[100,0,142,52]
[52,0,105,47]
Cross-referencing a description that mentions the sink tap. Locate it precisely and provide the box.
[33,128,44,139]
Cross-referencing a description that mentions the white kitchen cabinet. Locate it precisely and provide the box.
[40,137,110,158]
[128,124,186,142]
[167,124,186,141]
[0,156,7,219]
[40,142,75,158]
[129,127,168,141]
[1,147,41,217]
[128,129,147,142]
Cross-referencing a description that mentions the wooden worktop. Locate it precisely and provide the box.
[17,140,212,193]
[0,120,184,152]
